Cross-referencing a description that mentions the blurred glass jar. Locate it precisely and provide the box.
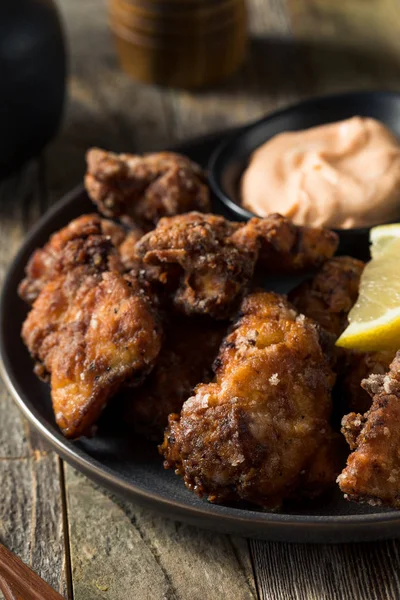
[0,1,66,176]
[108,0,247,88]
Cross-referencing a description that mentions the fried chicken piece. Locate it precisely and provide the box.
[21,235,162,438]
[289,256,393,414]
[235,214,339,273]
[289,256,364,337]
[123,316,227,440]
[18,214,144,304]
[117,226,145,271]
[85,149,210,229]
[341,351,394,414]
[161,291,341,508]
[338,353,400,508]
[135,212,256,319]
[135,212,338,319]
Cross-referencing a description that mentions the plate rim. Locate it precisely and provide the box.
[2,146,400,542]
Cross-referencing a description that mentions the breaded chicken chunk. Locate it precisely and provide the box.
[290,256,393,414]
[289,256,364,337]
[123,316,227,440]
[236,214,339,273]
[18,214,143,304]
[338,353,400,509]
[21,235,162,439]
[85,149,210,229]
[135,212,338,319]
[135,213,256,319]
[161,291,340,508]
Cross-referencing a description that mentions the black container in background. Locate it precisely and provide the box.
[0,1,66,176]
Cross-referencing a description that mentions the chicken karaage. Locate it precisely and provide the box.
[135,212,338,320]
[85,149,210,229]
[290,256,393,414]
[18,213,143,304]
[22,234,162,438]
[338,352,400,509]
[161,291,341,508]
[135,212,255,319]
[123,316,227,440]
[236,214,339,273]
[289,256,364,337]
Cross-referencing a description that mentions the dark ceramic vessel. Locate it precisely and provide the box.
[209,91,400,259]
[0,1,66,175]
[1,132,399,543]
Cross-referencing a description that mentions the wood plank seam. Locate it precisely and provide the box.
[59,459,74,600]
[111,500,179,600]
[246,540,262,600]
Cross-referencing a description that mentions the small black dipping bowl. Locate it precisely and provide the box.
[208,91,400,260]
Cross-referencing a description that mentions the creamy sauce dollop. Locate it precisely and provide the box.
[241,117,400,228]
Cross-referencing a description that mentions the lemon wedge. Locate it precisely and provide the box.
[370,223,400,258]
[336,229,400,352]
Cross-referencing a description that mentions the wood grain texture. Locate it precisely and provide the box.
[0,162,41,459]
[65,468,256,600]
[250,540,400,600]
[286,0,400,96]
[0,458,67,599]
[0,162,68,599]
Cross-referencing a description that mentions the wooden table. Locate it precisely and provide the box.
[2,0,400,598]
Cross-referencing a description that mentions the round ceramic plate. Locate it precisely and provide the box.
[1,120,400,544]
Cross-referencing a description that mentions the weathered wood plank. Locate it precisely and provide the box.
[0,160,69,597]
[250,540,400,600]
[0,161,43,459]
[0,457,67,599]
[65,467,256,600]
[286,0,400,95]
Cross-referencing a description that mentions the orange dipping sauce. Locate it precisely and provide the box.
[241,117,400,229]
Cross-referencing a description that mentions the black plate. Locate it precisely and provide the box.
[209,90,400,259]
[1,129,400,544]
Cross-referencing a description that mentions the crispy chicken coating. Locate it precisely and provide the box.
[338,353,400,509]
[236,214,339,273]
[135,212,338,319]
[289,256,364,337]
[123,316,227,440]
[135,213,255,319]
[21,235,162,439]
[290,257,392,414]
[161,291,340,508]
[117,226,145,271]
[341,351,394,414]
[85,149,210,229]
[18,214,144,304]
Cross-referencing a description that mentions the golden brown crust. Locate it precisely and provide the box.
[123,316,227,440]
[135,213,256,319]
[236,214,339,273]
[21,236,162,439]
[85,149,210,229]
[17,214,141,304]
[290,256,393,414]
[135,212,338,320]
[341,351,394,414]
[161,291,340,508]
[289,256,364,337]
[338,353,400,508]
